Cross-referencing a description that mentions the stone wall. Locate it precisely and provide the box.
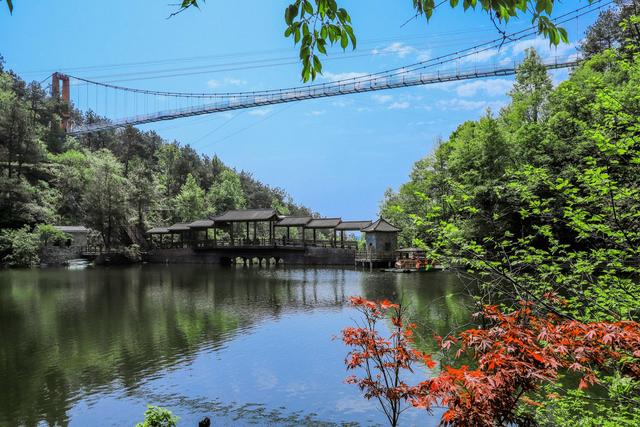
[40,246,83,266]
[144,246,355,266]
[144,248,224,264]
[303,246,355,265]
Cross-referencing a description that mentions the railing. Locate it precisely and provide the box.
[68,57,580,135]
[80,245,125,255]
[355,250,395,261]
[149,238,360,250]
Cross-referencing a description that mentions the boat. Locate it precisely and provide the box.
[392,248,436,272]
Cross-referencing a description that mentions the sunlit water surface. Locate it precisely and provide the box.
[0,265,472,426]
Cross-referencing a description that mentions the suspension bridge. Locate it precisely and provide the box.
[49,1,608,136]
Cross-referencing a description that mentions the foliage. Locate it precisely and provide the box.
[173,173,205,222]
[123,244,142,262]
[342,297,435,426]
[206,169,246,215]
[0,64,310,256]
[35,224,70,246]
[83,149,129,249]
[344,297,640,426]
[0,226,41,267]
[135,405,178,427]
[580,1,640,57]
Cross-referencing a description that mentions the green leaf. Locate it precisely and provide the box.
[340,32,348,49]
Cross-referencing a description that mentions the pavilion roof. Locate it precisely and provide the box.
[54,225,90,233]
[212,208,279,222]
[188,219,214,228]
[306,218,342,229]
[147,227,170,234]
[276,216,312,227]
[361,218,401,233]
[167,223,191,232]
[335,220,372,231]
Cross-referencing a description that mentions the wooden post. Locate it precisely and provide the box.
[313,228,317,244]
[245,222,249,244]
[333,229,337,247]
[340,230,344,248]
[213,225,217,246]
[230,223,234,246]
[253,221,257,243]
[287,226,290,241]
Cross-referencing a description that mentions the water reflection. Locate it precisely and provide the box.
[0,266,472,426]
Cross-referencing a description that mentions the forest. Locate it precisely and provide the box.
[0,60,313,266]
[364,3,640,425]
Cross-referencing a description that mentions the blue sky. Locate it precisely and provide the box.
[0,0,599,220]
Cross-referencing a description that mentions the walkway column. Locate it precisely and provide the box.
[213,225,217,246]
[253,221,257,243]
[246,222,250,244]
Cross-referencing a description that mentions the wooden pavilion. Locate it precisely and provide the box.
[335,220,372,248]
[275,216,311,245]
[147,226,170,248]
[167,223,191,247]
[211,208,280,246]
[305,218,341,246]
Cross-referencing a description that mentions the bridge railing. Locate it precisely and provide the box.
[150,238,360,250]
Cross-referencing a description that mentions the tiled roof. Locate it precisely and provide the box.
[54,225,90,233]
[276,216,312,226]
[361,218,401,233]
[188,219,214,228]
[147,227,170,234]
[213,208,279,222]
[167,223,191,232]
[306,218,341,228]
[335,220,372,231]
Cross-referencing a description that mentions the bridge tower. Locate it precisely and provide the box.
[51,72,71,132]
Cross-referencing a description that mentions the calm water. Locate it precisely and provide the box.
[0,265,472,426]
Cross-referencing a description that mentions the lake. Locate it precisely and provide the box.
[0,265,472,426]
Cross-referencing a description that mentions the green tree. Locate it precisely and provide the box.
[84,149,129,248]
[206,169,247,215]
[173,172,205,222]
[128,159,162,227]
[0,226,41,267]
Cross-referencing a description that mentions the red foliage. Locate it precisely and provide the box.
[343,297,640,427]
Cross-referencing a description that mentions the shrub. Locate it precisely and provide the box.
[0,226,42,267]
[135,405,178,427]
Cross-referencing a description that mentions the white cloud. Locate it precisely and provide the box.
[458,48,500,65]
[206,77,247,89]
[436,98,506,113]
[225,77,247,86]
[322,71,368,82]
[455,79,513,97]
[372,94,393,104]
[249,108,271,116]
[372,42,431,62]
[331,99,354,108]
[416,50,432,62]
[373,42,415,58]
[307,110,326,116]
[511,37,577,61]
[388,101,410,110]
